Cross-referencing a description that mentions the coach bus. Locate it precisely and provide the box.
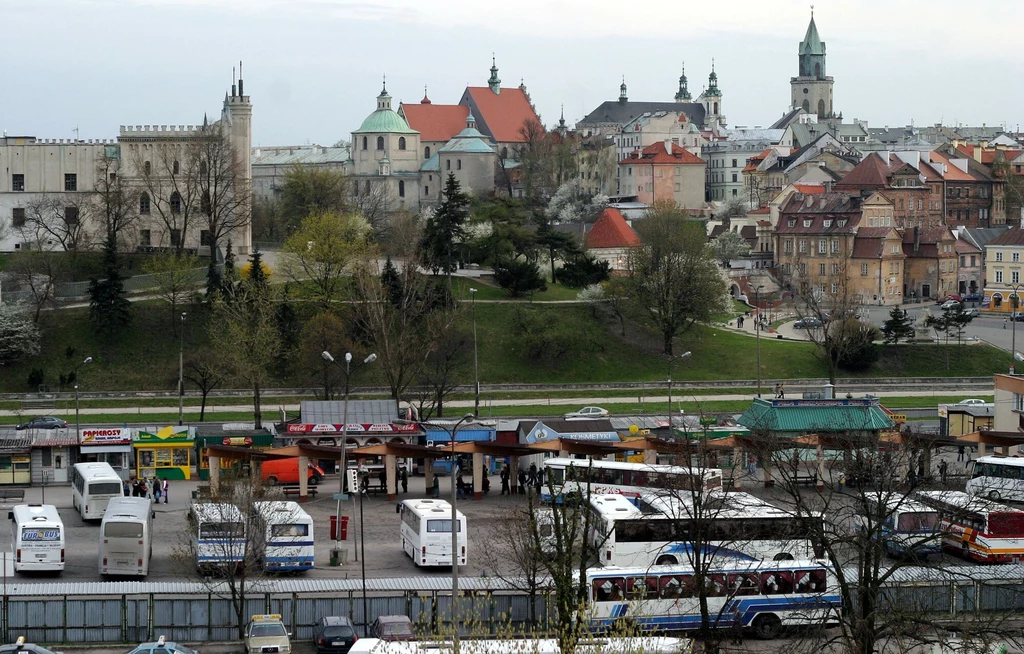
[10,504,64,573]
[188,502,246,570]
[585,559,840,640]
[254,501,314,572]
[99,497,154,577]
[541,458,723,503]
[71,462,123,521]
[916,490,1024,562]
[857,492,940,558]
[967,456,1024,503]
[398,499,467,568]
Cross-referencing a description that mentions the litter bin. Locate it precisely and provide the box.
[330,515,338,541]
[329,515,350,541]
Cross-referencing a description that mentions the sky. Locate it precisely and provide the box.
[3,0,1023,146]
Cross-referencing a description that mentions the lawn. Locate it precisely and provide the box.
[449,275,583,302]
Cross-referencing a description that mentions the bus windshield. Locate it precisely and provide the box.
[271,524,309,537]
[427,519,462,533]
[897,511,938,532]
[105,522,144,538]
[200,522,244,538]
[89,482,122,495]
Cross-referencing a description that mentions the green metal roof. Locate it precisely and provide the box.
[438,131,494,154]
[800,16,825,56]
[737,398,894,434]
[353,109,418,135]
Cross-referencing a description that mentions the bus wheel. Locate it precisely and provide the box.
[988,490,1001,501]
[656,555,677,565]
[752,614,782,640]
[266,476,277,486]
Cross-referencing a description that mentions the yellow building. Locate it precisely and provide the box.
[984,227,1024,311]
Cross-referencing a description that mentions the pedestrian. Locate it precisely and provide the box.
[162,478,169,504]
[500,466,511,496]
[139,478,148,499]
[737,316,744,329]
[131,479,139,497]
[957,446,965,462]
[378,470,387,492]
[778,384,785,399]
[456,476,466,500]
[1004,317,1008,329]
[534,472,543,496]
[154,479,162,503]
[518,469,527,495]
[431,475,440,498]
[400,468,408,494]
[747,454,757,476]
[122,480,130,497]
[527,463,537,487]
[939,459,948,485]
[774,383,781,399]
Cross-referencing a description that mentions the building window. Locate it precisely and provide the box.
[424,146,431,158]
[12,208,25,227]
[140,229,151,246]
[971,255,976,266]
[144,161,152,175]
[170,192,181,214]
[832,263,840,275]
[173,160,180,174]
[831,283,839,295]
[64,174,77,191]
[398,137,406,150]
[960,256,966,267]
[731,159,737,168]
[819,263,826,275]
[787,219,796,227]
[398,180,405,197]
[170,229,181,247]
[997,252,1004,262]
[1014,253,1020,263]
[803,220,812,228]
[818,239,826,254]
[64,206,79,225]
[732,189,737,197]
[424,185,429,195]
[799,239,807,253]
[140,193,150,214]
[824,220,833,228]
[446,159,451,170]
[200,230,212,247]
[1014,271,1021,285]
[362,137,368,150]
[996,270,1004,283]
[831,239,839,253]
[376,136,385,150]
[11,174,24,191]
[784,239,793,254]
[457,159,462,170]
[861,263,868,276]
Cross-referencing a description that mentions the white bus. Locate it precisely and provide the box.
[349,637,691,654]
[586,559,840,640]
[398,499,467,568]
[856,492,939,558]
[590,491,822,567]
[188,502,246,570]
[254,501,314,572]
[71,462,123,521]
[542,458,722,503]
[967,455,1024,503]
[10,504,64,573]
[916,490,1024,563]
[99,497,154,577]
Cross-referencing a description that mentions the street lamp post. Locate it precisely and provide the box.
[1012,284,1022,367]
[470,287,480,417]
[178,312,187,426]
[321,350,376,564]
[72,356,92,442]
[754,285,765,397]
[666,351,692,423]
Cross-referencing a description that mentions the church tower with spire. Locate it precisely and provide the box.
[674,63,691,102]
[697,60,725,129]
[790,8,835,119]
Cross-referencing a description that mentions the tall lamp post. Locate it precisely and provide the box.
[754,285,765,397]
[321,350,376,563]
[178,312,187,426]
[666,351,692,424]
[469,287,480,417]
[72,356,93,442]
[1012,284,1022,369]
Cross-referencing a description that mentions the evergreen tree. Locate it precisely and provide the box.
[420,174,469,290]
[880,306,915,344]
[206,257,223,299]
[247,250,269,290]
[380,255,403,307]
[88,237,132,336]
[493,257,547,298]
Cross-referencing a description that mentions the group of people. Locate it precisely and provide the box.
[499,462,544,496]
[736,312,771,332]
[123,476,168,504]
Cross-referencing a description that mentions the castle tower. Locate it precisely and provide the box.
[225,61,253,254]
[790,9,835,119]
[674,63,691,102]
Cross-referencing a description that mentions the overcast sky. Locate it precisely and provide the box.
[4,0,1022,146]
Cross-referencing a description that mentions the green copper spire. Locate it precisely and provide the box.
[674,62,691,102]
[706,59,720,97]
[488,54,501,93]
[800,8,825,56]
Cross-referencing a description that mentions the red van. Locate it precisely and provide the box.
[261,457,325,485]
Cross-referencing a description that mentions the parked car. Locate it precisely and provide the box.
[940,300,962,311]
[937,294,963,304]
[563,406,610,420]
[958,399,988,406]
[369,615,416,642]
[963,292,983,302]
[963,307,980,318]
[1012,312,1024,322]
[0,637,64,654]
[244,614,290,654]
[313,616,359,654]
[793,317,823,329]
[126,636,197,654]
[14,416,67,430]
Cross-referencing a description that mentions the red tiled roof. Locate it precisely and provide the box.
[748,206,770,215]
[400,103,470,142]
[855,227,896,238]
[585,208,642,249]
[955,144,1004,165]
[955,238,981,254]
[851,236,885,259]
[902,225,954,258]
[926,151,975,181]
[620,141,705,165]
[463,87,540,143]
[793,183,825,194]
[988,227,1024,247]
[835,153,890,189]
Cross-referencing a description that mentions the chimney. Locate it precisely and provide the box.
[664,138,672,154]
[913,225,920,252]
[824,180,833,193]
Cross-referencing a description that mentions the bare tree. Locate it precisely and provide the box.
[92,153,141,250]
[18,195,89,255]
[143,251,203,331]
[5,251,69,322]
[352,179,396,238]
[410,307,469,419]
[132,142,200,254]
[192,125,251,263]
[184,348,224,421]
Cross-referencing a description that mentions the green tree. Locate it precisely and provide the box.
[280,165,349,230]
[493,257,547,297]
[880,306,915,345]
[282,210,373,308]
[711,229,751,267]
[627,201,726,355]
[380,255,403,306]
[536,223,581,282]
[88,238,132,336]
[420,173,470,291]
[143,252,203,334]
[834,321,881,372]
[555,253,610,288]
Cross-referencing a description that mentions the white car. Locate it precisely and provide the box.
[958,399,988,406]
[564,406,610,420]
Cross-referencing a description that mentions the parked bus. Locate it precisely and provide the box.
[541,458,723,503]
[585,559,840,639]
[254,501,314,572]
[10,504,64,573]
[967,456,1024,503]
[188,502,246,570]
[71,462,123,521]
[856,492,939,558]
[99,497,154,577]
[590,491,821,567]
[398,499,467,568]
[349,636,691,654]
[916,490,1024,562]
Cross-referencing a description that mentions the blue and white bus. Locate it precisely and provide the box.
[187,502,245,570]
[542,458,723,503]
[255,501,314,572]
[585,559,840,640]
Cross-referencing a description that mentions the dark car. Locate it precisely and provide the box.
[313,616,358,654]
[369,615,415,642]
[963,292,983,302]
[0,637,63,654]
[1013,312,1024,322]
[792,317,822,329]
[15,416,67,431]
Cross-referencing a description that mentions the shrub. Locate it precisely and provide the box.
[555,255,611,288]
[493,258,546,297]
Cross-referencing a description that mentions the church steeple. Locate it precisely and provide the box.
[798,7,827,78]
[488,55,501,94]
[791,8,834,119]
[619,77,628,104]
[377,75,392,110]
[674,62,691,102]
[706,59,720,97]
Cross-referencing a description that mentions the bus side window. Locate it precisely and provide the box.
[659,575,683,599]
[795,570,826,593]
[594,577,625,602]
[705,574,727,597]
[728,573,760,596]
[627,576,658,600]
[761,571,793,594]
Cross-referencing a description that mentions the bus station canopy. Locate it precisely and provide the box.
[451,442,534,456]
[348,442,454,460]
[526,438,622,456]
[202,445,295,461]
[268,444,342,458]
[955,430,1024,449]
[607,436,696,455]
